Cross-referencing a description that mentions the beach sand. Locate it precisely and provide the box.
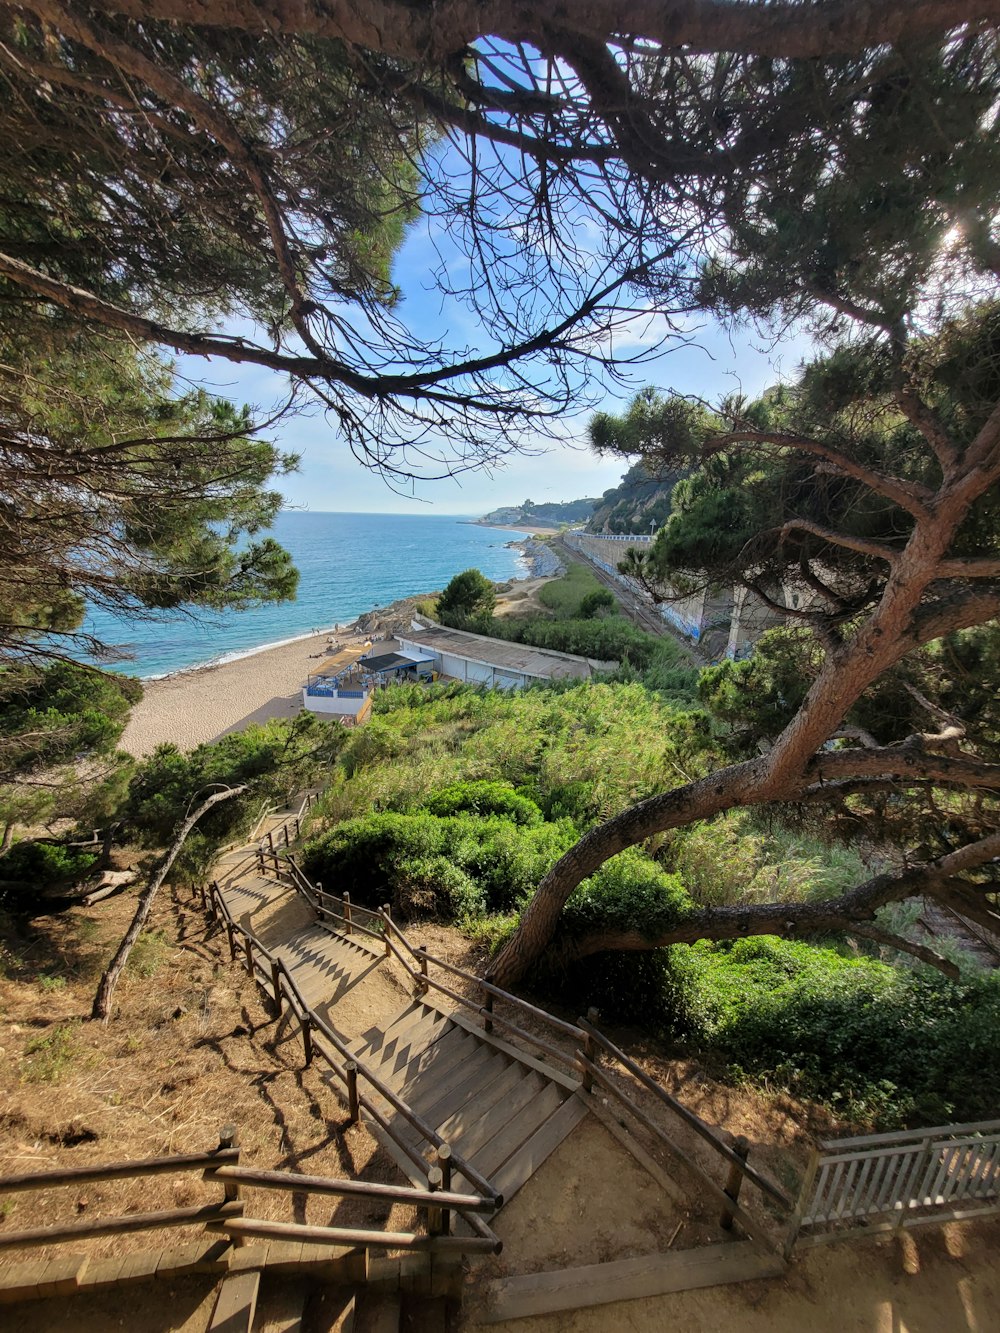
[119,629,372,758]
[120,554,564,758]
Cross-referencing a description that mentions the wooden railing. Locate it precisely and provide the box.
[200,879,502,1237]
[267,864,793,1248]
[255,791,317,865]
[0,1126,501,1257]
[0,1131,243,1253]
[785,1119,1000,1253]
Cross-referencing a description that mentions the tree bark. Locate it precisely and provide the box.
[90,785,246,1020]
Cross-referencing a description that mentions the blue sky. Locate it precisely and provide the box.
[177,198,815,519]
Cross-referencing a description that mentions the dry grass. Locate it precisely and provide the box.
[0,884,416,1261]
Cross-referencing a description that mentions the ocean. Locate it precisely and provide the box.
[83,511,528,679]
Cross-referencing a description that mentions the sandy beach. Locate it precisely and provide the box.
[119,628,373,758]
[120,558,563,757]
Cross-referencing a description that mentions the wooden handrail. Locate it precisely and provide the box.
[1,1147,239,1194]
[206,1165,497,1213]
[580,1058,778,1252]
[577,1020,791,1212]
[0,1201,244,1252]
[210,1216,501,1254]
[418,971,578,1071]
[239,931,500,1206]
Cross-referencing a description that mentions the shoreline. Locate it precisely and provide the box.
[119,552,560,759]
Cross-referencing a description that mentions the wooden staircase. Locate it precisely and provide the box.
[212,807,591,1212]
[350,999,587,1205]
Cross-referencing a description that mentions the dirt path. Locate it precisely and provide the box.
[464,1215,1000,1332]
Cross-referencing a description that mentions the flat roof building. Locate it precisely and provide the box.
[397,621,616,690]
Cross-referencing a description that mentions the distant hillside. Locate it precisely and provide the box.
[480,496,599,526]
[587,460,687,534]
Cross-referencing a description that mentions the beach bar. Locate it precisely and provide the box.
[302,641,435,723]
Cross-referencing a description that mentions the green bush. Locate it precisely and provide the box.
[421,780,542,826]
[537,565,606,617]
[563,849,692,938]
[0,840,98,889]
[666,937,1000,1127]
[301,809,577,917]
[579,589,616,619]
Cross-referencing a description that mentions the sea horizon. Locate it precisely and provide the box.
[83,511,531,680]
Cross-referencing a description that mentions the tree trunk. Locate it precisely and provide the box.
[90,785,246,1020]
[488,760,767,988]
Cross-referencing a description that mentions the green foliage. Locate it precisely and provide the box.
[0,841,98,892]
[437,568,497,620]
[421,780,542,826]
[536,564,605,617]
[579,589,616,619]
[667,939,1000,1127]
[126,929,170,978]
[662,812,869,908]
[21,1023,80,1083]
[301,810,577,918]
[562,850,691,938]
[124,713,346,866]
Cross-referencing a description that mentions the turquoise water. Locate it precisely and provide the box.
[84,512,527,678]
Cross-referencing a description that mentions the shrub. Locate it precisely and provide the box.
[421,780,542,826]
[0,840,98,890]
[301,809,577,916]
[437,568,496,619]
[562,849,692,938]
[666,937,1000,1127]
[579,588,616,619]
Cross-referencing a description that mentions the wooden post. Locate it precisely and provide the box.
[267,829,275,857]
[301,1016,314,1067]
[436,1146,453,1235]
[272,849,281,876]
[343,892,353,936]
[426,1164,444,1236]
[580,1006,599,1092]
[345,1060,360,1124]
[483,987,494,1035]
[226,921,237,960]
[257,847,264,873]
[283,823,290,847]
[218,1126,243,1246]
[243,934,254,979]
[720,1134,750,1231]
[270,959,282,1011]
[416,946,429,996]
[782,1147,820,1260]
[382,905,392,956]
[294,817,301,840]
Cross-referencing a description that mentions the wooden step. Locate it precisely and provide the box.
[419,1052,509,1131]
[402,1043,495,1117]
[252,1276,310,1332]
[209,1269,260,1332]
[482,1242,788,1322]
[492,1093,589,1202]
[356,1291,400,1333]
[445,1068,545,1158]
[472,1082,565,1179]
[381,1029,476,1101]
[362,1016,459,1086]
